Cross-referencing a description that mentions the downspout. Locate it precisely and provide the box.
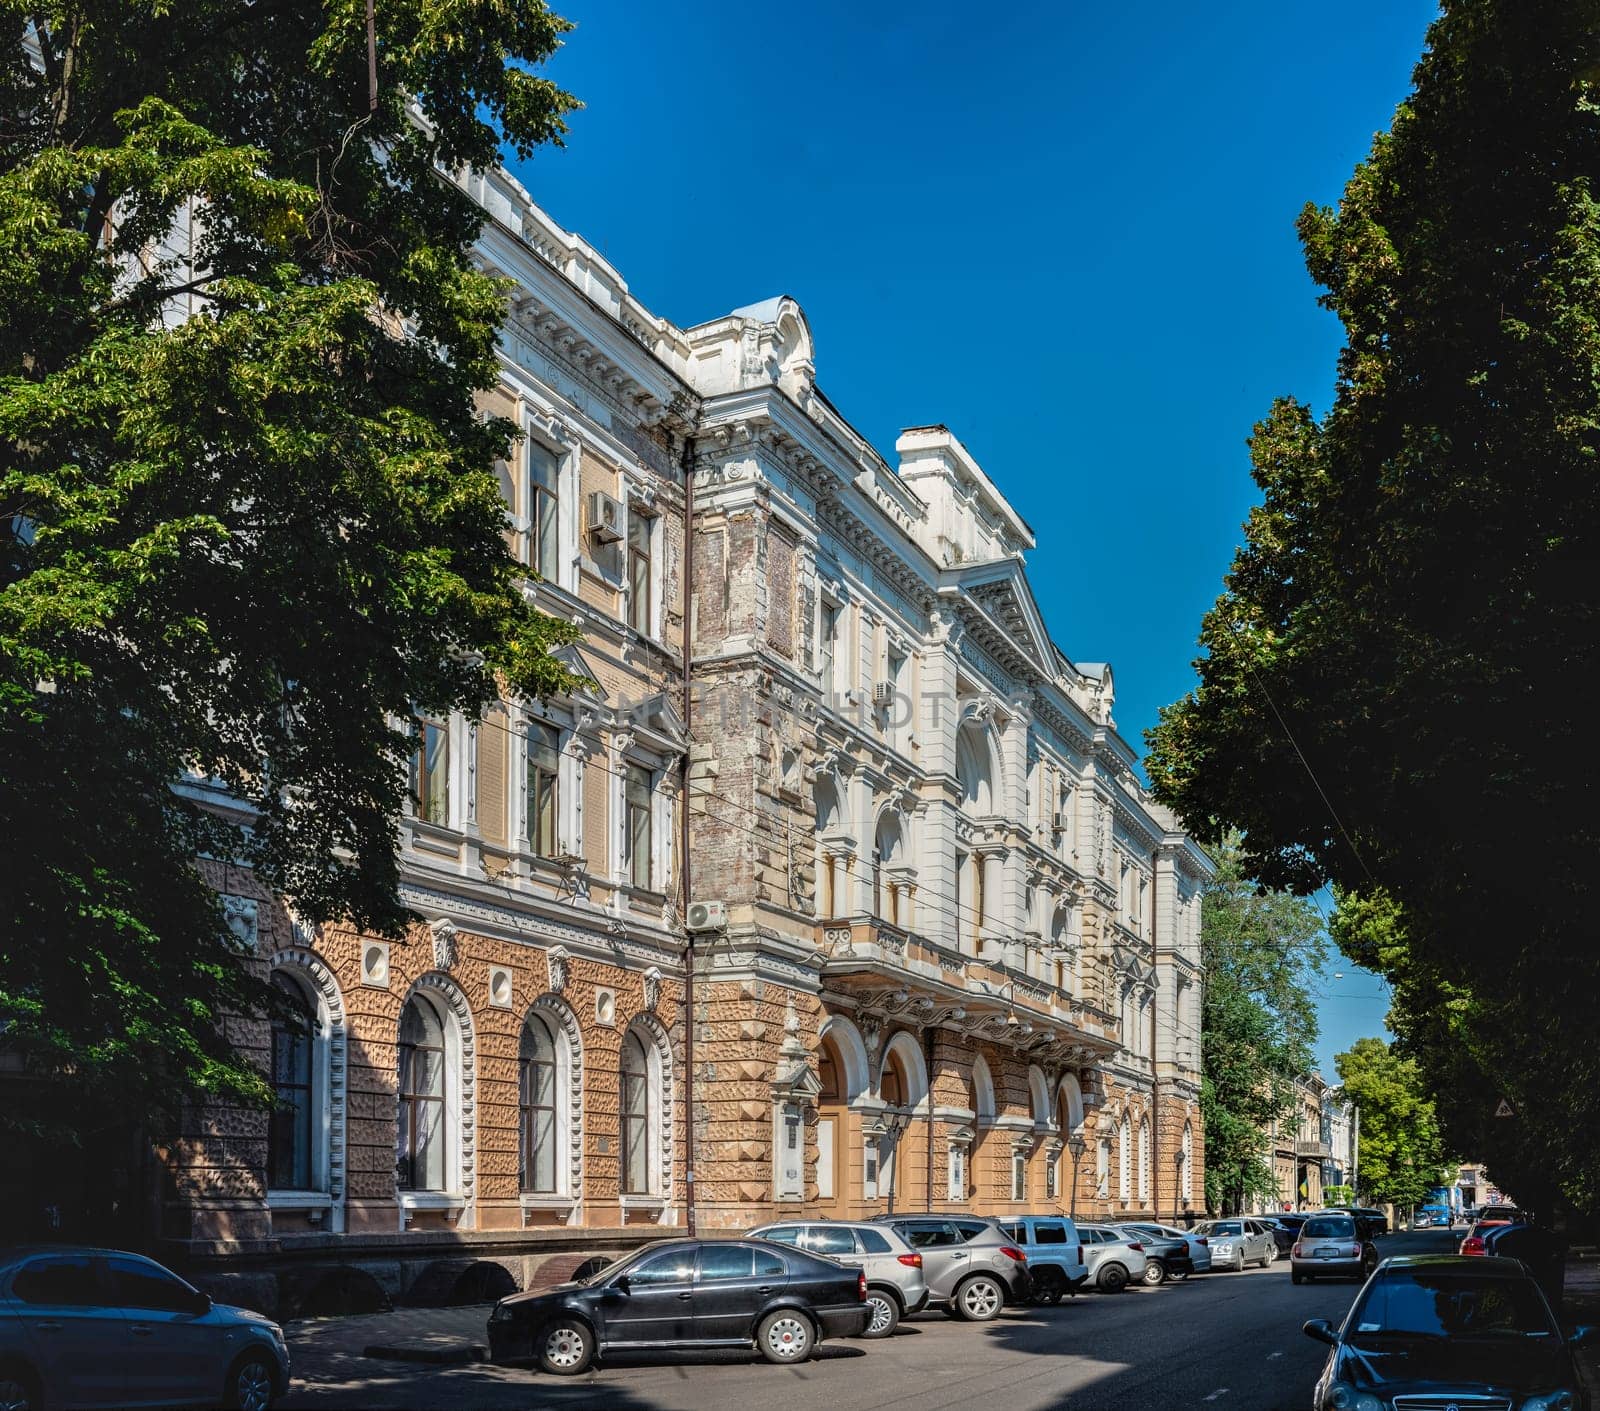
[680,430,697,1239]
[924,1026,936,1210]
[1150,859,1160,1221]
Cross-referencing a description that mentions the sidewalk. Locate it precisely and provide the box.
[1565,1250,1600,1396]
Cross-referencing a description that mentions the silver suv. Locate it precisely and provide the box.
[1077,1223,1148,1293]
[871,1215,1031,1322]
[748,1220,929,1338]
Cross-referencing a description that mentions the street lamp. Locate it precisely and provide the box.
[1067,1133,1086,1218]
[866,1110,914,1215]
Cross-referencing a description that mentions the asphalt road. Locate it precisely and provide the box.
[282,1228,1459,1411]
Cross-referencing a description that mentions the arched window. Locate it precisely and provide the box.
[1118,1115,1131,1202]
[880,1051,907,1108]
[872,811,903,923]
[620,1029,652,1195]
[519,1014,559,1194]
[1051,906,1073,994]
[398,996,448,1192]
[269,972,314,1191]
[1138,1119,1151,1203]
[1182,1122,1194,1203]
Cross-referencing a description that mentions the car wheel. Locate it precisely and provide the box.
[537,1319,595,1377]
[758,1310,815,1364]
[0,1367,40,1411]
[863,1288,900,1338]
[1142,1260,1166,1287]
[1291,1272,1303,1285]
[1098,1262,1130,1294]
[955,1274,1005,1321]
[1262,1244,1277,1267]
[225,1352,278,1411]
[1233,1251,1247,1273]
[1033,1277,1063,1306]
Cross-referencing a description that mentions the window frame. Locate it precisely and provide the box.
[268,971,316,1192]
[527,436,563,585]
[525,719,562,857]
[518,1012,560,1194]
[626,507,654,636]
[620,1028,652,1196]
[624,762,654,891]
[411,717,450,827]
[397,995,449,1193]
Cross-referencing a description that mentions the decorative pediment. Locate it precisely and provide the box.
[773,1060,824,1101]
[939,559,1058,681]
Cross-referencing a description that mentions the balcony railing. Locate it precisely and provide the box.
[1295,1139,1331,1159]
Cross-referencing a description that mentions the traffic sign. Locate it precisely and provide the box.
[1494,1097,1517,1118]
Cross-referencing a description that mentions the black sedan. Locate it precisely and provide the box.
[1304,1253,1596,1411]
[487,1238,870,1376]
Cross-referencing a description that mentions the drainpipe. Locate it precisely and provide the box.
[680,430,697,1239]
[1150,857,1160,1221]
[924,1026,936,1210]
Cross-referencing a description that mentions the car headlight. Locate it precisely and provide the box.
[1524,1393,1577,1411]
[1324,1384,1383,1411]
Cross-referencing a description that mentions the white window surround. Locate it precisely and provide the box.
[624,501,664,642]
[267,948,348,1232]
[396,974,476,1227]
[1118,1115,1131,1202]
[521,995,584,1204]
[611,737,674,897]
[619,1013,675,1207]
[522,416,578,594]
[515,705,582,860]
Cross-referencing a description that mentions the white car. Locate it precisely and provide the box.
[1192,1218,1277,1271]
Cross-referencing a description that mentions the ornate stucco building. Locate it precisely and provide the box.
[156,163,1213,1311]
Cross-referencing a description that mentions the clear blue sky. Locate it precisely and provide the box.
[509,0,1438,1069]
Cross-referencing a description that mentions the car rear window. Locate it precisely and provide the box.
[953,1220,991,1242]
[1354,1271,1554,1339]
[997,1222,1023,1243]
[753,1248,786,1278]
[1302,1217,1356,1239]
[12,1255,101,1307]
[898,1222,960,1248]
[855,1227,891,1254]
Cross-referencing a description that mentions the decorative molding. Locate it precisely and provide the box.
[642,966,663,1013]
[405,971,477,1213]
[547,944,571,995]
[430,918,459,971]
[269,946,348,1205]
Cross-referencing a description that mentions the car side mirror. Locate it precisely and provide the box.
[189,1291,212,1317]
[611,1275,631,1296]
[1572,1325,1597,1347]
[1302,1318,1337,1346]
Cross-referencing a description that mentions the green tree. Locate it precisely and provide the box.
[1145,0,1600,1211]
[1335,1037,1451,1209]
[1200,836,1326,1213]
[0,2,581,1154]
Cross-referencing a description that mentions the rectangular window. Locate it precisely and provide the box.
[627,511,652,634]
[529,440,561,583]
[625,764,653,890]
[819,600,839,700]
[411,718,449,826]
[1012,1153,1027,1202]
[526,722,560,856]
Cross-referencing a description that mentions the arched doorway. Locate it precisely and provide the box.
[969,1054,996,1208]
[817,1038,848,1218]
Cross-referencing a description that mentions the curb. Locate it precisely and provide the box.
[362,1340,489,1365]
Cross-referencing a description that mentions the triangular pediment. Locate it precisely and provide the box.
[939,558,1058,680]
[548,643,605,697]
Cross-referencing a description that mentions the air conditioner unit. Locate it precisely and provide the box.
[1052,812,1068,833]
[587,491,625,543]
[686,899,728,932]
[871,681,896,707]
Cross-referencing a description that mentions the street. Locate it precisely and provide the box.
[281,1230,1457,1411]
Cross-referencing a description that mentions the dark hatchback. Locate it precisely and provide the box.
[486,1238,870,1376]
[1304,1253,1594,1411]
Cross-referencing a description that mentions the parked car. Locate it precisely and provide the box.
[1339,1205,1390,1238]
[1258,1218,1298,1255]
[486,1238,869,1375]
[870,1215,1030,1321]
[1482,1222,1568,1314]
[1290,1212,1377,1284]
[1461,1208,1526,1255]
[1123,1222,1214,1274]
[1304,1254,1594,1410]
[747,1220,928,1337]
[993,1216,1088,1303]
[1108,1225,1194,1286]
[1193,1218,1277,1272]
[1076,1224,1148,1294]
[0,1245,290,1411]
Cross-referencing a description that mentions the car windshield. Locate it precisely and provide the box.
[1302,1217,1356,1239]
[1198,1221,1242,1237]
[1351,1271,1555,1340]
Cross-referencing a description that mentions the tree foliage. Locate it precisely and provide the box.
[1145,0,1600,1212]
[1335,1036,1451,1210]
[0,1,581,1143]
[1199,836,1326,1213]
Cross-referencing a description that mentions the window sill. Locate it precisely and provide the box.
[399,1191,466,1212]
[266,1190,334,1211]
[619,1194,667,1223]
[519,1193,578,1211]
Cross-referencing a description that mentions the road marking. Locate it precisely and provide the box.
[1203,1390,1230,1402]
[1267,1351,1283,1360]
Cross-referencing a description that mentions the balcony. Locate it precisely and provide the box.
[1295,1139,1331,1160]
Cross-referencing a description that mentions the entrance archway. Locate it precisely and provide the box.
[816,1038,848,1217]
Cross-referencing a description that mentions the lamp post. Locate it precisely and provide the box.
[1067,1133,1086,1218]
[868,1110,914,1215]
[1173,1148,1186,1225]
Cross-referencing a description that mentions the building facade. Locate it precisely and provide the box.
[157,164,1213,1309]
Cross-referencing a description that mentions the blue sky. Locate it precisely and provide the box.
[508,0,1438,1071]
